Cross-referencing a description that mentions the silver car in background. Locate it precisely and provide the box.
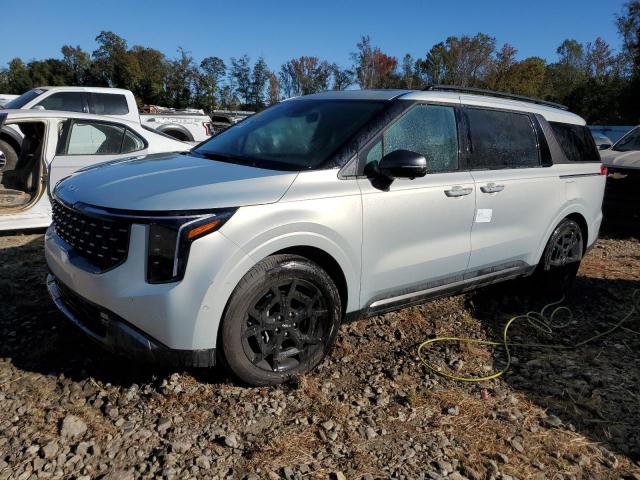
[45,87,606,386]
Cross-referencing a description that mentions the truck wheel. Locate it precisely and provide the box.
[533,218,583,294]
[0,140,18,173]
[221,254,342,386]
[163,130,190,142]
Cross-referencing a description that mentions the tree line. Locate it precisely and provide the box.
[1,2,639,124]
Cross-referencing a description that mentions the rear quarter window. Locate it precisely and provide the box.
[550,122,600,162]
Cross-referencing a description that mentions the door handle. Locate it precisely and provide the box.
[480,183,505,193]
[444,186,473,197]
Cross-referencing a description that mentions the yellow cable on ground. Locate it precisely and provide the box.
[417,290,640,383]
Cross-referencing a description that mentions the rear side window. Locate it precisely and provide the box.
[550,122,600,161]
[65,121,145,155]
[89,93,129,115]
[122,129,145,153]
[36,92,85,113]
[466,108,539,169]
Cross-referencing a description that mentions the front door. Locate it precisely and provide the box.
[358,103,476,309]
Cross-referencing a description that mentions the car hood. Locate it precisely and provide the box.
[600,149,640,170]
[54,152,299,211]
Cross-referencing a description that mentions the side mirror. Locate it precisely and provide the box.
[598,144,612,150]
[378,149,427,180]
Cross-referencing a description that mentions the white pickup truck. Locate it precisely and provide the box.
[0,86,213,165]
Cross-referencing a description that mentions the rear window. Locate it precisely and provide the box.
[550,122,600,162]
[89,93,129,115]
[466,108,540,169]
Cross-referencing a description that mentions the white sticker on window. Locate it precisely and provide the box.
[475,209,493,223]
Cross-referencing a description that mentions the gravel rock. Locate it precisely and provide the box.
[60,415,87,439]
[0,233,638,479]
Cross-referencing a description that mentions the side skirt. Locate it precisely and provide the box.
[345,262,535,322]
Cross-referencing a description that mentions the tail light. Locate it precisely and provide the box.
[600,165,608,176]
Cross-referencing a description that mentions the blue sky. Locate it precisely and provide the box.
[0,0,625,69]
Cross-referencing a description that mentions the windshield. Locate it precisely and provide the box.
[3,88,47,109]
[193,99,387,170]
[612,126,640,152]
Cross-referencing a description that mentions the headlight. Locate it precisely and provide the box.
[147,209,236,283]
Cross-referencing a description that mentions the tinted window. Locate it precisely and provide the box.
[36,92,85,112]
[67,122,126,155]
[89,93,129,115]
[382,104,458,172]
[194,100,386,170]
[612,126,640,152]
[550,122,600,161]
[4,88,47,109]
[466,108,539,169]
[122,129,145,153]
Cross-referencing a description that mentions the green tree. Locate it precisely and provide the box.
[5,58,32,94]
[351,35,399,88]
[418,33,495,87]
[28,59,72,86]
[400,54,419,88]
[250,56,269,108]
[330,64,354,90]
[229,55,252,106]
[616,1,640,122]
[91,31,141,90]
[61,45,91,85]
[544,39,588,105]
[196,56,226,110]
[267,72,280,105]
[129,46,168,105]
[164,48,198,109]
[279,56,332,98]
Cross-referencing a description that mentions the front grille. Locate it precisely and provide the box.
[56,280,107,337]
[51,199,131,272]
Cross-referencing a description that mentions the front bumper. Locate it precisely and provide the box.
[47,273,216,367]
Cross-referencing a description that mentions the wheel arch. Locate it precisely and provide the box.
[271,245,349,315]
[534,207,590,265]
[565,212,589,256]
[156,124,194,142]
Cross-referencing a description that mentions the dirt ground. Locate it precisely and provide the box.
[0,219,639,479]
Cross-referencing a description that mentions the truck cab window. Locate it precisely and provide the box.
[36,92,85,113]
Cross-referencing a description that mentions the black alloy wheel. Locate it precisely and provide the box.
[534,218,584,294]
[242,279,329,372]
[221,254,342,386]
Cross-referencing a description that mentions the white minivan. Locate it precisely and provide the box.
[45,87,606,385]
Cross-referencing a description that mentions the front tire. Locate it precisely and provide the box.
[533,218,584,294]
[220,255,342,386]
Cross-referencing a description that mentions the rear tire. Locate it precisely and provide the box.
[220,255,342,386]
[532,218,584,294]
[0,139,18,174]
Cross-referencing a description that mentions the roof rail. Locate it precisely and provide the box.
[423,85,568,111]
